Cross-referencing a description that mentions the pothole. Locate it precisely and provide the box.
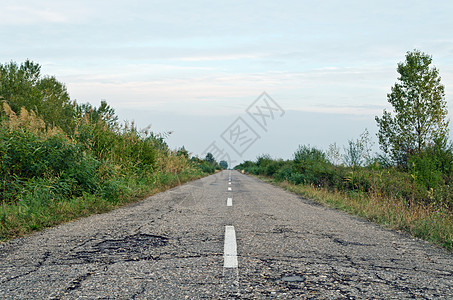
[59,234,168,265]
[96,233,168,255]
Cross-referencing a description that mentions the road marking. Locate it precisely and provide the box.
[228,182,232,185]
[224,226,238,268]
[228,187,232,191]
[227,197,232,206]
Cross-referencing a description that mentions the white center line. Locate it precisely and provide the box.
[228,182,232,185]
[228,187,232,191]
[224,226,238,268]
[227,197,233,206]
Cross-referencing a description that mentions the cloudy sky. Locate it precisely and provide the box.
[2,0,453,165]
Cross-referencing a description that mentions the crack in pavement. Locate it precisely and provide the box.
[1,251,51,284]
[1,171,452,299]
[50,270,95,299]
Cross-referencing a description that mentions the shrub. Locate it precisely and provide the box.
[409,152,444,190]
[292,145,341,187]
[293,145,328,167]
[199,162,215,174]
[0,128,103,204]
[0,60,207,241]
[274,161,293,181]
[288,173,306,185]
[264,160,285,177]
[248,166,261,175]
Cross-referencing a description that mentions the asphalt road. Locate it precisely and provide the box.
[1,170,452,299]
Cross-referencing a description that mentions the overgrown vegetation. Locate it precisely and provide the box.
[0,60,220,241]
[236,145,452,250]
[236,50,453,250]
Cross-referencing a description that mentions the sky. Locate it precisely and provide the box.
[1,0,453,166]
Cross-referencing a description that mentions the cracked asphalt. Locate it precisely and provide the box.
[0,170,452,299]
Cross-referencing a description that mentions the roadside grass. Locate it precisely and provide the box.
[0,63,220,244]
[0,169,206,242]
[256,175,453,251]
[0,103,216,243]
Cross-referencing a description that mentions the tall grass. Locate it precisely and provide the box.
[0,60,219,242]
[0,104,210,242]
[278,181,452,250]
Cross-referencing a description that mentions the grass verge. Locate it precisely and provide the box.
[256,175,453,251]
[0,170,207,243]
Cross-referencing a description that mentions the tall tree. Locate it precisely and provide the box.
[0,60,41,113]
[205,152,215,164]
[219,160,228,169]
[375,50,449,166]
[0,60,77,133]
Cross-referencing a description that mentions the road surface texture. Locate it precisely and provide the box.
[1,170,452,299]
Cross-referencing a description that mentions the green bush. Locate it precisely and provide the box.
[274,162,293,181]
[292,145,341,188]
[0,128,104,204]
[293,145,328,167]
[98,180,122,203]
[236,143,453,209]
[0,60,208,241]
[199,162,215,174]
[263,160,285,176]
[248,166,261,175]
[408,146,453,190]
[288,173,306,185]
